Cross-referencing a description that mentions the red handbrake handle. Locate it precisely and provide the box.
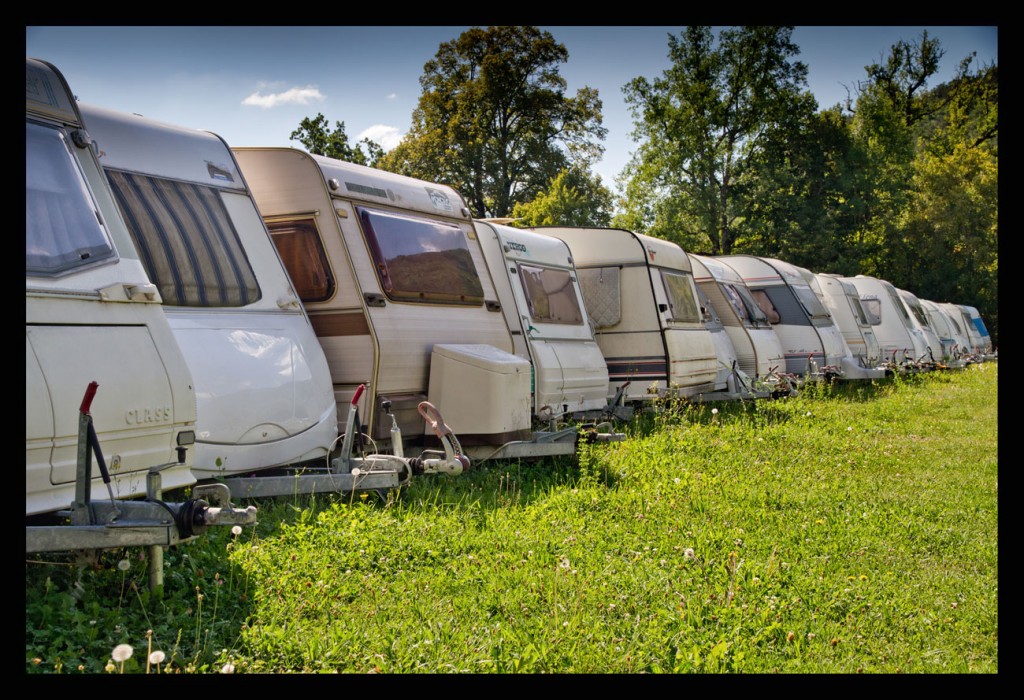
[80,381,99,415]
[351,384,366,406]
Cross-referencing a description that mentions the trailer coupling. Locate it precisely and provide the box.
[26,382,257,554]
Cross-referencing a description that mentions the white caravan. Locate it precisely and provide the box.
[810,273,888,374]
[233,147,598,461]
[26,58,197,516]
[714,256,847,380]
[473,221,612,417]
[531,227,718,404]
[844,275,931,370]
[919,299,971,368]
[27,58,255,560]
[896,288,944,367]
[960,305,996,359]
[80,104,338,480]
[691,276,753,399]
[801,271,888,380]
[935,302,983,362]
[688,253,789,397]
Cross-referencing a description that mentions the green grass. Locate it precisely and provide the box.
[25,363,998,673]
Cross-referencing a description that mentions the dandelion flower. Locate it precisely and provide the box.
[221,662,235,674]
[117,559,130,572]
[711,408,718,415]
[111,644,133,663]
[231,525,242,537]
[105,661,116,673]
[149,651,165,665]
[684,548,695,559]
[559,556,571,569]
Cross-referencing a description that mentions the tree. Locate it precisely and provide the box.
[290,113,384,167]
[509,168,613,227]
[377,26,607,219]
[621,26,813,255]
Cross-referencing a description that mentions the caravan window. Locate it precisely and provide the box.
[749,289,782,324]
[695,285,722,325]
[659,270,701,323]
[577,267,621,328]
[26,121,115,275]
[266,218,334,302]
[884,286,912,323]
[861,297,882,326]
[518,264,584,325]
[848,294,872,327]
[906,299,931,328]
[106,170,260,307]
[357,206,483,305]
[793,285,830,320]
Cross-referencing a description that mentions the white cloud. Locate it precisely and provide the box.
[359,124,404,151]
[242,86,325,108]
[386,93,397,101]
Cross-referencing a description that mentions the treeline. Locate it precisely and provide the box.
[289,26,998,344]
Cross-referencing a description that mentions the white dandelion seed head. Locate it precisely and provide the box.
[684,548,695,559]
[117,559,130,571]
[221,662,235,674]
[351,468,361,477]
[711,408,718,415]
[231,525,242,537]
[111,644,133,662]
[149,650,165,665]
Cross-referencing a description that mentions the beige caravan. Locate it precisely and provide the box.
[530,227,719,405]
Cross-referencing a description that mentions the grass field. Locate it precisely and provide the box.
[25,362,998,674]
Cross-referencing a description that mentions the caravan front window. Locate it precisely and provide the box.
[106,170,260,307]
[848,294,872,327]
[266,218,334,302]
[660,270,701,323]
[793,285,830,320]
[26,121,115,275]
[861,297,882,326]
[518,264,584,325]
[357,206,483,305]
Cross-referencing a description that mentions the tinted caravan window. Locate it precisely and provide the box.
[266,218,334,302]
[357,206,483,305]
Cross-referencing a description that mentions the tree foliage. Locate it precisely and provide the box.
[377,26,607,219]
[290,113,384,167]
[509,168,613,227]
[621,26,812,255]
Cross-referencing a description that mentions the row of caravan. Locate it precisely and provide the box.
[26,58,996,555]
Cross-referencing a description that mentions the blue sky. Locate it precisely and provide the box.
[26,26,997,188]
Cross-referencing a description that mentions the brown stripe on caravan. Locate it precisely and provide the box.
[308,311,371,337]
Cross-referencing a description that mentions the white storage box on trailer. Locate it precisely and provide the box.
[427,344,532,444]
